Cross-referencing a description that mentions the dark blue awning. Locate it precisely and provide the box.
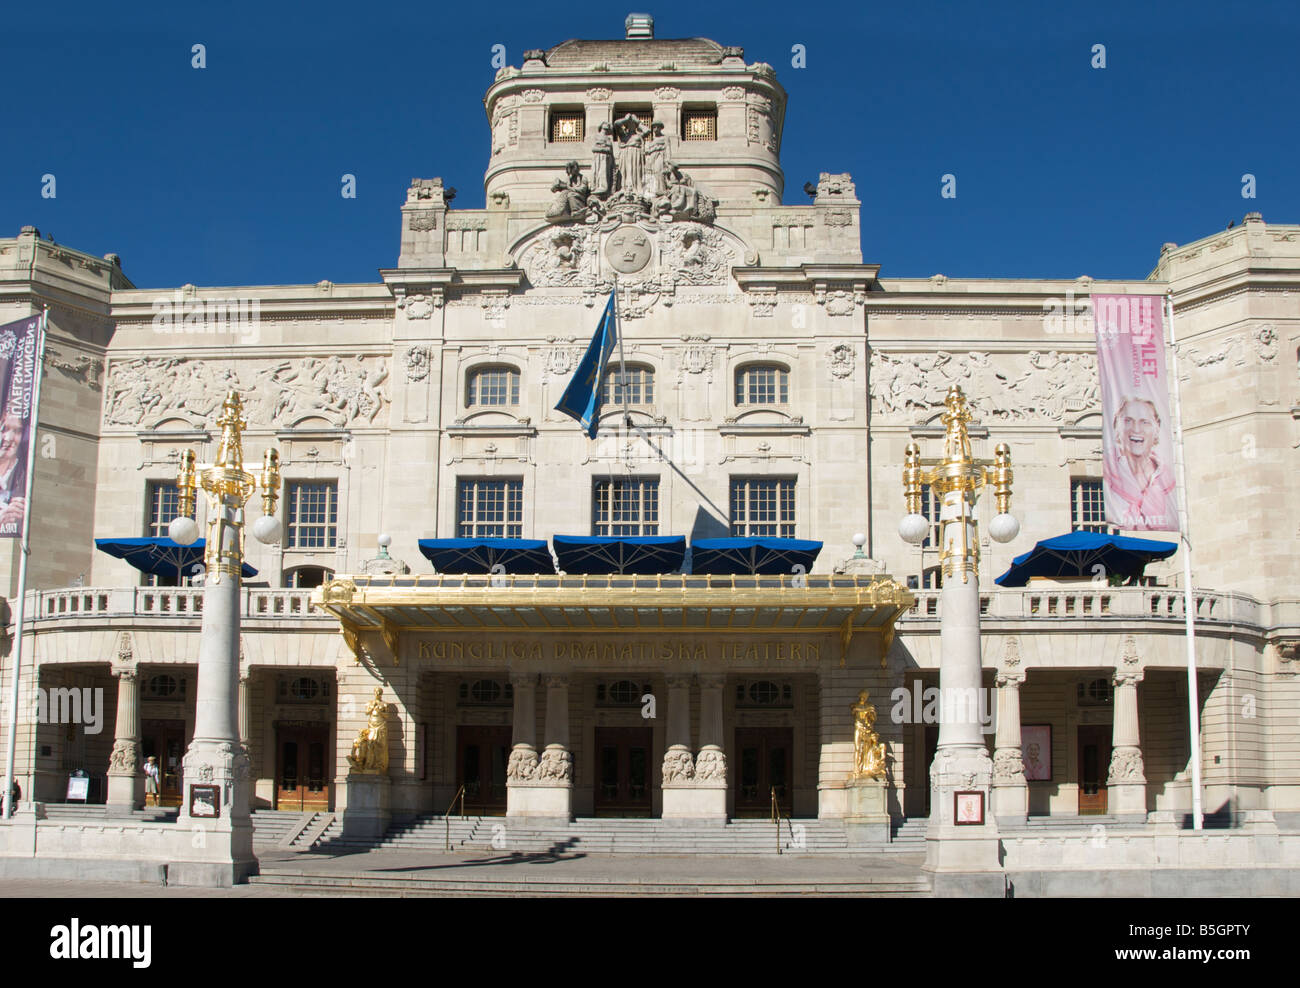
[690,537,823,576]
[418,538,555,575]
[552,535,686,575]
[995,531,1178,587]
[95,537,258,580]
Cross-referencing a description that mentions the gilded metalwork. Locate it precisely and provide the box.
[173,391,281,583]
[902,385,1015,583]
[851,690,887,780]
[346,687,390,774]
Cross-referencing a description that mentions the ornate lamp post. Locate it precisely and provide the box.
[898,385,1019,877]
[166,390,281,884]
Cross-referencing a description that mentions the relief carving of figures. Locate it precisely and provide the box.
[694,748,726,782]
[104,355,391,428]
[644,122,669,198]
[993,747,1026,784]
[506,746,539,781]
[536,747,573,782]
[545,160,593,224]
[870,349,1100,423]
[108,739,140,775]
[828,343,855,379]
[590,121,615,197]
[1107,746,1145,784]
[45,349,104,391]
[526,226,595,286]
[661,747,696,784]
[613,113,648,198]
[659,165,717,224]
[659,223,729,285]
[346,688,390,775]
[403,345,432,382]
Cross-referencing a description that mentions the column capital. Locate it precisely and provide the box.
[995,669,1024,688]
[509,671,536,688]
[542,673,568,689]
[111,665,138,682]
[698,674,726,690]
[664,673,694,690]
[1113,666,1144,687]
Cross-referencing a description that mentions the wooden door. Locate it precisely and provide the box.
[276,724,330,811]
[593,727,653,817]
[141,719,186,807]
[734,728,793,817]
[457,726,511,814]
[1077,725,1110,814]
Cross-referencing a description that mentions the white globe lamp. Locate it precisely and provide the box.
[251,513,282,545]
[168,515,199,546]
[898,514,929,546]
[988,513,1020,544]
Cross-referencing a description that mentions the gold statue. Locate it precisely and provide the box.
[347,687,390,774]
[851,690,887,780]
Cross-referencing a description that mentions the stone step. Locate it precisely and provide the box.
[247,870,933,897]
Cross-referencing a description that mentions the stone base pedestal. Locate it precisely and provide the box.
[925,745,1002,892]
[1108,781,1148,820]
[105,773,141,816]
[991,783,1027,826]
[342,774,392,840]
[661,783,727,824]
[507,782,572,825]
[845,778,890,843]
[171,740,256,886]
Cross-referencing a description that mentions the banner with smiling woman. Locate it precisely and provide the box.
[0,315,42,538]
[1092,294,1180,532]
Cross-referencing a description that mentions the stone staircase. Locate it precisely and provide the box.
[310,815,929,855]
[250,809,308,846]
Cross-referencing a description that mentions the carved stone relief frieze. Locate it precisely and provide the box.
[104,355,391,428]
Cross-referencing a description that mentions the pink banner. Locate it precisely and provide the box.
[1092,294,1180,532]
[0,316,40,538]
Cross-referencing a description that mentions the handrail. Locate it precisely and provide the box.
[443,783,466,852]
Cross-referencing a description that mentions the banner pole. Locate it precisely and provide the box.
[1165,291,1203,831]
[613,276,631,430]
[3,306,47,819]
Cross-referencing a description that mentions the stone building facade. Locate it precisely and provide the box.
[0,15,1296,857]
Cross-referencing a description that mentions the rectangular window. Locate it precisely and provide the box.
[457,479,524,539]
[1071,479,1115,534]
[467,367,520,406]
[593,478,659,536]
[735,365,789,405]
[681,109,717,141]
[287,481,338,549]
[730,477,795,538]
[601,364,654,406]
[147,481,189,538]
[549,111,585,143]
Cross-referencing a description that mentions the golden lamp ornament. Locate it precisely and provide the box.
[167,390,282,581]
[897,385,1019,582]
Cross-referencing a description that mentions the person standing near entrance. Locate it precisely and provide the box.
[143,755,160,806]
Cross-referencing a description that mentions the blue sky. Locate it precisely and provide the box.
[3,0,1297,288]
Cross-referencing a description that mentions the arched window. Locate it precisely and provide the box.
[601,363,654,406]
[466,365,520,406]
[735,363,789,405]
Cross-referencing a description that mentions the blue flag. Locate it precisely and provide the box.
[554,292,617,439]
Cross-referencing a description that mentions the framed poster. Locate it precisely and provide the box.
[954,790,984,826]
[1021,725,1052,781]
[189,784,220,819]
[65,775,90,802]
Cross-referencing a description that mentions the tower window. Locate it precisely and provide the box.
[550,111,585,143]
[682,109,717,141]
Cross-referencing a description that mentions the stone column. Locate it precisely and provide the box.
[238,672,252,779]
[509,674,571,823]
[1108,661,1147,819]
[660,675,703,821]
[689,674,728,822]
[925,487,1000,882]
[991,668,1027,825]
[173,499,254,886]
[506,672,539,784]
[106,667,141,813]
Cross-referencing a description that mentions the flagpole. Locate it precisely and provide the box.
[3,306,47,820]
[1165,290,1204,831]
[612,275,631,431]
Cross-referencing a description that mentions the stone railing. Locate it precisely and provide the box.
[22,587,322,625]
[901,587,1292,630]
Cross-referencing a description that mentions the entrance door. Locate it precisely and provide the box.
[457,726,510,814]
[922,725,939,816]
[276,724,331,811]
[735,728,793,817]
[1078,725,1111,814]
[594,727,652,817]
[141,719,186,807]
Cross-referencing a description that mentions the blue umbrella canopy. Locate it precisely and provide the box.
[95,537,258,581]
[552,535,686,575]
[418,538,555,575]
[994,531,1177,587]
[690,537,823,576]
